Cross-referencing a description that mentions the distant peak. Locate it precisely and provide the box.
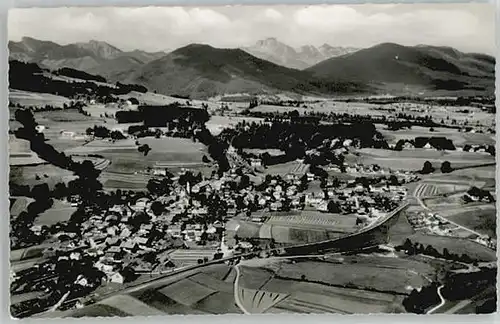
[256,37,281,45]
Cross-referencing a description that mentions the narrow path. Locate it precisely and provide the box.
[427,285,445,314]
[233,265,250,314]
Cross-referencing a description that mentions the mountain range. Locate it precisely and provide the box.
[8,37,167,79]
[116,43,366,98]
[8,37,495,99]
[242,38,358,69]
[306,43,495,96]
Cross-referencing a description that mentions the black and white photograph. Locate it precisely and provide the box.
[7,3,497,318]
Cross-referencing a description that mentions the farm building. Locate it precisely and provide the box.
[60,130,76,138]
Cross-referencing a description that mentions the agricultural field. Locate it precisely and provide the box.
[237,287,289,313]
[265,211,357,231]
[262,161,310,176]
[413,181,470,198]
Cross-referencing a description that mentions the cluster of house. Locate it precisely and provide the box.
[474,236,496,250]
[305,181,407,217]
[407,212,457,236]
[407,212,495,250]
[327,163,419,182]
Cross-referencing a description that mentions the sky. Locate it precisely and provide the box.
[8,3,495,55]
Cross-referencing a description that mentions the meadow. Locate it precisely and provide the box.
[9,89,70,108]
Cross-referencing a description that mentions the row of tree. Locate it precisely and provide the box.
[396,238,478,264]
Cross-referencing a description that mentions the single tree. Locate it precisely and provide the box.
[441,161,453,173]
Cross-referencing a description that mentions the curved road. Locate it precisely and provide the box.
[233,265,250,314]
[427,285,445,314]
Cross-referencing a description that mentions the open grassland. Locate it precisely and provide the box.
[34,199,77,226]
[10,197,34,218]
[9,89,70,108]
[10,164,76,189]
[355,148,494,171]
[271,258,432,295]
[437,205,496,238]
[449,165,496,182]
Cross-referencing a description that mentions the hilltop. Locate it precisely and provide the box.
[307,43,495,96]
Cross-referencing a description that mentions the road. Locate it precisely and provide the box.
[233,265,250,314]
[426,285,445,314]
